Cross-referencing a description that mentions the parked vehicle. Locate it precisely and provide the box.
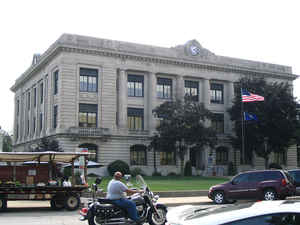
[208,170,295,204]
[0,151,92,211]
[166,200,300,225]
[288,169,300,195]
[79,174,167,225]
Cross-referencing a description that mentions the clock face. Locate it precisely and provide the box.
[190,45,200,55]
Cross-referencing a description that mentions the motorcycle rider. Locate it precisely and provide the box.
[107,171,143,225]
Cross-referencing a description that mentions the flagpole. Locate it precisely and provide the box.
[240,88,245,164]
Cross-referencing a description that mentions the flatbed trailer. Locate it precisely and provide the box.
[0,151,94,211]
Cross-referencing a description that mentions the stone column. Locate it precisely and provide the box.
[20,93,25,141]
[176,75,184,100]
[46,74,52,135]
[203,78,210,108]
[118,69,128,129]
[148,72,157,132]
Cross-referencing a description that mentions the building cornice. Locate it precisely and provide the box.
[10,34,298,92]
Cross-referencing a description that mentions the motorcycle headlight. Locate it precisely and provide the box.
[154,195,159,200]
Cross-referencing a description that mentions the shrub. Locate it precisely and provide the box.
[167,172,177,176]
[268,162,282,169]
[227,161,237,176]
[63,167,72,179]
[184,160,192,176]
[107,160,130,176]
[152,171,162,176]
[130,167,144,177]
[87,173,99,177]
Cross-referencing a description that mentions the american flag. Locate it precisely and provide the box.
[242,89,264,102]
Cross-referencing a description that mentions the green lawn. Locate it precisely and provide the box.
[88,176,230,192]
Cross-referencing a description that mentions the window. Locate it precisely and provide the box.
[264,171,282,180]
[160,151,176,165]
[53,70,59,95]
[79,104,97,127]
[157,78,172,99]
[27,92,30,110]
[17,99,19,116]
[232,173,249,184]
[210,83,223,104]
[33,87,36,107]
[216,147,228,165]
[39,113,43,132]
[274,151,287,165]
[27,119,30,136]
[79,143,98,162]
[184,80,199,101]
[40,82,44,104]
[128,75,144,97]
[211,113,224,134]
[297,145,300,167]
[130,145,147,165]
[33,117,36,134]
[80,68,98,92]
[53,105,58,129]
[16,124,19,140]
[128,108,144,130]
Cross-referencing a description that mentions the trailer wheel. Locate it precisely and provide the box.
[64,194,80,211]
[0,198,7,212]
[50,196,64,210]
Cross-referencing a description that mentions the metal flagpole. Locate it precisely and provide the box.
[240,88,245,164]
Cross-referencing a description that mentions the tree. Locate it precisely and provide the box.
[3,135,12,152]
[149,97,217,175]
[33,137,62,152]
[228,77,298,168]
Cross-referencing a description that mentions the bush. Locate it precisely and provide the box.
[268,162,282,169]
[130,167,144,177]
[87,173,99,177]
[152,171,162,176]
[227,161,237,176]
[107,160,130,176]
[63,167,72,179]
[184,160,192,176]
[167,172,177,176]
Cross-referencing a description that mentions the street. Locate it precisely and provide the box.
[0,198,202,225]
[0,205,81,225]
[1,197,298,224]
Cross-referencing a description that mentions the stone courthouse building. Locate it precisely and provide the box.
[10,34,298,175]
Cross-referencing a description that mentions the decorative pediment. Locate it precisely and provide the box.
[185,40,215,58]
[173,40,215,60]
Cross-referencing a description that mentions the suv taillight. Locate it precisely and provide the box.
[281,178,287,186]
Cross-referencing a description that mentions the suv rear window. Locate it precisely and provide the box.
[263,171,283,180]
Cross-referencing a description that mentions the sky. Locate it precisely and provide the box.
[0,0,299,134]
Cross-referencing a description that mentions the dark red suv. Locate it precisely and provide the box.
[208,170,295,204]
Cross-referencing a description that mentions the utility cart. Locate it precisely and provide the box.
[0,151,93,211]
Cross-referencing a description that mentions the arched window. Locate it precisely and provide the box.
[216,146,228,165]
[79,143,98,162]
[130,144,147,165]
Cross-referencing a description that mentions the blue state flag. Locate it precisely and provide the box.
[244,112,258,121]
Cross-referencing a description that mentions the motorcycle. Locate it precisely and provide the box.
[79,174,167,225]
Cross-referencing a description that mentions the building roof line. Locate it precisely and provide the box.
[10,34,299,92]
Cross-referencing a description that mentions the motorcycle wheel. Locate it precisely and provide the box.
[147,206,167,225]
[88,215,103,225]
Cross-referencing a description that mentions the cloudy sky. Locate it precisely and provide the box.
[0,0,299,133]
